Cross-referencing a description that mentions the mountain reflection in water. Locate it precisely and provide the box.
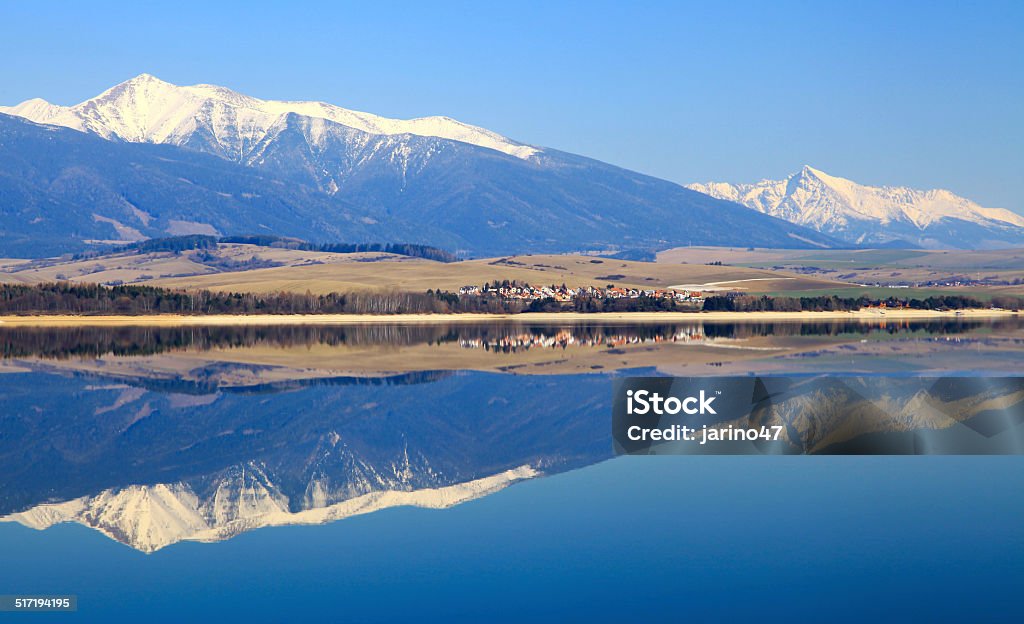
[0,318,1022,552]
[0,371,610,552]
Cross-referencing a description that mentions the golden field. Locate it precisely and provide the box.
[146,250,846,294]
[5,243,1019,301]
[657,246,1024,295]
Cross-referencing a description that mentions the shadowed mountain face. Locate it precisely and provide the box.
[235,112,843,255]
[0,75,844,257]
[0,114,451,256]
[0,370,612,552]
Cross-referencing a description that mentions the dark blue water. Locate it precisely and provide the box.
[2,457,1021,622]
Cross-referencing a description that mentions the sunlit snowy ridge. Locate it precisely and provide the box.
[0,73,539,160]
[3,463,540,553]
[689,165,1024,248]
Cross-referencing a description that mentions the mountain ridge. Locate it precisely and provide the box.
[688,166,1024,249]
[5,464,539,553]
[0,76,844,256]
[0,73,539,160]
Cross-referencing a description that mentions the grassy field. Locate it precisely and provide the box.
[754,286,1002,301]
[0,244,411,285]
[658,246,1024,268]
[6,243,1018,299]
[657,246,1024,295]
[141,252,847,294]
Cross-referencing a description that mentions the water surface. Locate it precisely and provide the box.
[1,319,1021,621]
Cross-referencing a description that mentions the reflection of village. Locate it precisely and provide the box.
[459,326,708,352]
[458,283,705,303]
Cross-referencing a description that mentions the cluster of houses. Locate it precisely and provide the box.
[457,283,704,303]
[459,327,709,352]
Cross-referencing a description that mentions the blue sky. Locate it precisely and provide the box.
[1,0,1021,211]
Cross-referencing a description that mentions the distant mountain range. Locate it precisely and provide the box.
[688,166,1024,249]
[0,74,840,257]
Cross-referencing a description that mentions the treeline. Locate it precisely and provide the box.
[220,236,457,262]
[702,294,1023,312]
[73,235,457,263]
[430,291,694,314]
[131,235,219,253]
[72,235,220,256]
[0,283,694,316]
[0,283,1017,317]
[698,319,996,339]
[191,249,281,271]
[0,283,453,316]
[0,324,470,359]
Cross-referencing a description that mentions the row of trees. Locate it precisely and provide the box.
[71,235,220,257]
[72,235,458,263]
[702,294,1022,312]
[219,236,457,262]
[0,283,1017,316]
[0,284,699,316]
[0,283,351,315]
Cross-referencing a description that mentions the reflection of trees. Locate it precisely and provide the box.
[700,319,996,339]
[0,318,1014,360]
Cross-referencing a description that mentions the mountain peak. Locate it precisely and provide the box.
[0,97,65,125]
[688,167,1024,249]
[102,73,176,97]
[796,165,840,184]
[126,72,164,83]
[1,75,539,159]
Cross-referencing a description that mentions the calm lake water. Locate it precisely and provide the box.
[0,319,1022,622]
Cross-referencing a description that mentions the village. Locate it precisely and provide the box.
[458,281,706,304]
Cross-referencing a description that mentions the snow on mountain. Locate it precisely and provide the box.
[0,77,848,255]
[3,464,539,553]
[688,166,1024,248]
[0,73,538,160]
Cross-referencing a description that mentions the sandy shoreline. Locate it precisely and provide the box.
[0,309,1017,326]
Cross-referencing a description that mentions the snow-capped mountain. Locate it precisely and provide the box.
[4,463,538,553]
[0,73,538,160]
[0,75,844,256]
[0,365,613,550]
[0,113,452,255]
[688,166,1024,249]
